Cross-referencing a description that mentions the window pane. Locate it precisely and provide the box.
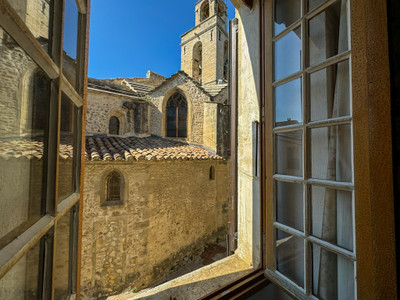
[310,125,352,182]
[0,240,41,299]
[308,0,327,12]
[275,131,303,177]
[58,94,76,202]
[54,210,71,299]
[308,0,349,66]
[310,60,350,122]
[311,186,353,251]
[63,0,79,87]
[178,107,187,137]
[274,0,301,36]
[274,27,301,81]
[8,0,52,53]
[276,229,304,287]
[312,244,355,300]
[0,28,49,247]
[276,181,304,231]
[275,78,302,126]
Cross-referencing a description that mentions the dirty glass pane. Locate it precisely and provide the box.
[8,0,52,53]
[54,210,71,299]
[308,0,327,11]
[274,0,301,36]
[275,131,303,177]
[311,186,353,251]
[310,60,350,121]
[178,106,187,137]
[0,28,49,248]
[58,94,76,203]
[0,240,41,299]
[310,125,352,182]
[308,0,349,66]
[167,106,176,137]
[63,0,79,87]
[276,229,304,287]
[276,181,304,231]
[312,244,354,300]
[275,78,302,126]
[274,27,302,81]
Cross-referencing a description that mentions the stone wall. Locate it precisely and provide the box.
[181,14,228,85]
[86,90,148,136]
[81,159,230,298]
[148,75,211,145]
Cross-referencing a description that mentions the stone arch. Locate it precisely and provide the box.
[161,87,193,140]
[200,1,210,22]
[100,168,128,206]
[108,110,126,136]
[192,41,203,83]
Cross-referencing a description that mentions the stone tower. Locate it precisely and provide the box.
[181,0,229,86]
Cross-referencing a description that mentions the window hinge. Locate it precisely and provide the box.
[261,107,265,123]
[234,232,238,241]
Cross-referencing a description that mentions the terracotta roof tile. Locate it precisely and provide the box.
[85,136,223,162]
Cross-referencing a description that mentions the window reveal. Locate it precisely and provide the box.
[268,0,354,298]
[106,172,122,202]
[166,92,188,138]
[109,116,120,135]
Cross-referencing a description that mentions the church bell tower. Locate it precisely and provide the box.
[181,0,229,86]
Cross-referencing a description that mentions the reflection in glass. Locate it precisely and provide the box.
[8,0,52,52]
[310,60,350,121]
[276,230,304,287]
[0,241,41,299]
[312,244,354,300]
[276,181,303,231]
[308,0,327,11]
[0,28,49,247]
[275,131,303,177]
[308,0,348,66]
[58,94,76,203]
[54,210,71,299]
[274,0,301,36]
[311,186,353,251]
[275,78,302,126]
[310,125,352,182]
[274,27,301,81]
[63,0,79,87]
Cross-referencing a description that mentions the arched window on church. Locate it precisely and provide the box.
[223,40,229,81]
[106,171,122,202]
[166,92,187,138]
[200,1,210,22]
[109,116,120,135]
[31,69,49,131]
[193,42,202,83]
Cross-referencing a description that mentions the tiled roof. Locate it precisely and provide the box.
[0,137,73,160]
[122,79,155,94]
[85,135,222,161]
[88,78,147,97]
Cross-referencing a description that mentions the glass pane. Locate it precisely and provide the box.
[276,229,304,287]
[310,125,352,182]
[311,186,353,251]
[274,27,302,81]
[0,240,41,299]
[58,94,76,203]
[274,0,301,36]
[178,107,187,137]
[54,210,71,299]
[167,106,176,137]
[63,0,79,87]
[0,28,48,247]
[310,60,350,121]
[8,0,52,53]
[276,181,304,231]
[308,0,327,11]
[312,244,355,300]
[275,131,303,177]
[308,0,348,66]
[275,78,302,126]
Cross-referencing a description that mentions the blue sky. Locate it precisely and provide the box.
[88,1,235,79]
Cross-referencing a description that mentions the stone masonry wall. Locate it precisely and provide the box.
[86,90,148,136]
[148,76,211,145]
[81,160,230,298]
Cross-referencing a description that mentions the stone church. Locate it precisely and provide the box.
[81,0,232,297]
